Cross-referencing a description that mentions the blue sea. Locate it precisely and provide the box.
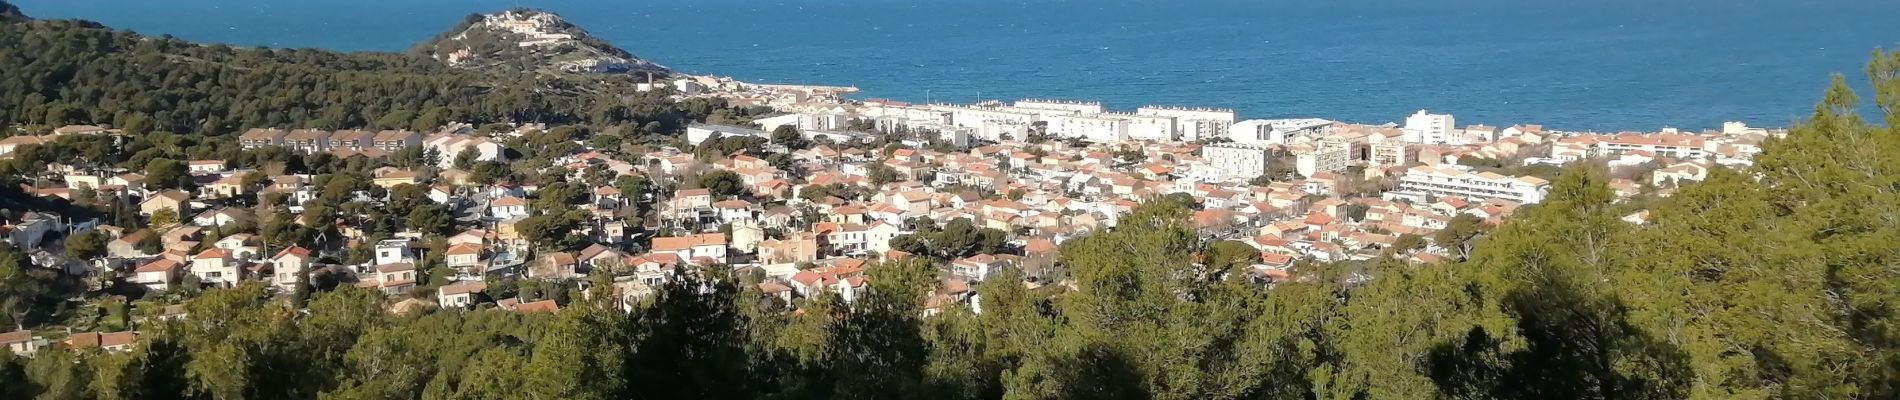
[13,0,1899,131]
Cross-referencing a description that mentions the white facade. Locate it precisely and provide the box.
[752,114,802,133]
[1402,110,1456,144]
[1012,99,1105,114]
[1105,113,1177,142]
[1394,165,1550,204]
[930,105,1041,136]
[1293,140,1352,178]
[425,135,508,169]
[1201,143,1273,181]
[374,239,417,266]
[1046,114,1128,143]
[1137,106,1236,142]
[1598,134,1708,159]
[1230,119,1333,145]
[1370,142,1409,167]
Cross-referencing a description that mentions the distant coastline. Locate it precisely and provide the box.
[13,0,1899,131]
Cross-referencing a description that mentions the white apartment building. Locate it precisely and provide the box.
[1293,140,1352,178]
[1104,112,1177,142]
[1370,141,1409,167]
[1402,110,1456,144]
[1230,119,1333,145]
[685,124,767,145]
[1201,143,1274,181]
[1013,99,1105,114]
[1598,134,1707,159]
[1393,165,1550,204]
[1046,114,1128,143]
[1138,106,1236,141]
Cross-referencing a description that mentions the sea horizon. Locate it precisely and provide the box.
[13,0,1899,132]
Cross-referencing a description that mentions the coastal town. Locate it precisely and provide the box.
[0,72,1781,355]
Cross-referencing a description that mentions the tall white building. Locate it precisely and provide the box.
[1230,119,1333,145]
[1138,106,1237,142]
[1046,114,1128,143]
[1370,141,1409,167]
[1105,112,1178,142]
[1200,143,1274,181]
[1392,165,1550,204]
[1013,99,1105,114]
[1293,140,1352,178]
[1402,110,1455,144]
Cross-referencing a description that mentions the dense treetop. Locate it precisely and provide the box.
[0,2,741,139]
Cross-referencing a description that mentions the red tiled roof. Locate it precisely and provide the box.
[514,300,560,313]
[652,233,726,251]
[439,281,488,296]
[445,243,483,256]
[273,246,312,260]
[492,196,528,207]
[194,248,230,259]
[134,259,181,273]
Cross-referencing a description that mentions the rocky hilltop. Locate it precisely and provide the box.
[413,9,668,77]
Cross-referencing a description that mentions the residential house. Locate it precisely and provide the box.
[132,258,183,291]
[371,263,419,295]
[272,247,313,292]
[0,135,52,157]
[192,207,247,228]
[531,252,580,280]
[191,248,239,287]
[373,170,419,188]
[651,233,729,264]
[65,331,138,353]
[0,331,46,357]
[490,196,529,219]
[625,253,682,287]
[326,129,375,152]
[371,130,422,151]
[429,185,456,204]
[445,243,484,273]
[577,243,628,272]
[788,261,867,303]
[140,189,190,217]
[107,230,153,258]
[438,281,488,308]
[951,254,1015,282]
[186,160,226,174]
[759,234,820,264]
[212,233,260,260]
[283,129,333,153]
[239,128,288,149]
[374,239,417,266]
[204,175,248,198]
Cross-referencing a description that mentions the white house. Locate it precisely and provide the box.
[132,259,183,291]
[374,238,417,266]
[191,248,240,287]
[272,247,313,292]
[951,254,1014,282]
[650,233,728,264]
[489,196,529,219]
[437,281,488,308]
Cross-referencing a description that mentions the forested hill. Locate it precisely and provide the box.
[0,1,23,23]
[0,2,703,138]
[411,9,669,78]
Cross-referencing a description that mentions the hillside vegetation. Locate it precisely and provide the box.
[1,49,1898,399]
[0,3,702,139]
